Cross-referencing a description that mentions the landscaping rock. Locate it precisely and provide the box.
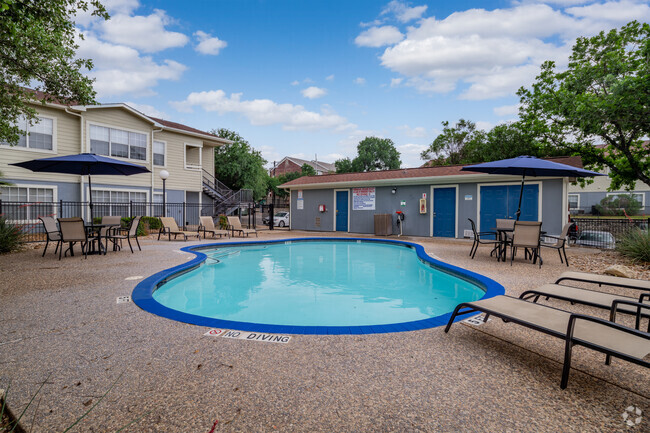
[604,264,636,278]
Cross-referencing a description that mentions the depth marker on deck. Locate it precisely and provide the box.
[117,296,132,304]
[204,328,291,343]
[463,314,490,326]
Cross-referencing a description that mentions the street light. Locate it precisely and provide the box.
[159,169,169,217]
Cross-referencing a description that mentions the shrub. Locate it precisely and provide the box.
[616,228,650,263]
[0,217,24,253]
[218,215,228,230]
[595,194,642,216]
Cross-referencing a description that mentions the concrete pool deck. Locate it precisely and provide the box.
[1,230,648,432]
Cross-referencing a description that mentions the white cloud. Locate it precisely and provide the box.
[381,1,428,23]
[360,19,385,28]
[98,10,188,52]
[398,125,427,138]
[103,0,140,15]
[354,77,366,85]
[301,86,328,99]
[355,26,404,47]
[390,78,403,87]
[369,2,645,100]
[290,80,300,86]
[325,74,335,81]
[194,31,227,55]
[397,143,429,168]
[171,90,356,132]
[494,103,521,117]
[125,101,168,119]
[475,121,493,131]
[76,32,186,97]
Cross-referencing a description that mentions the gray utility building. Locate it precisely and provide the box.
[279,157,582,239]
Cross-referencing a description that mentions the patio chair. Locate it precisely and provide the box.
[39,216,61,257]
[158,217,200,241]
[199,216,230,239]
[519,284,650,332]
[108,216,142,253]
[57,217,98,260]
[467,218,497,259]
[100,215,122,251]
[555,271,650,292]
[510,221,543,267]
[541,223,572,266]
[227,216,258,237]
[444,295,650,389]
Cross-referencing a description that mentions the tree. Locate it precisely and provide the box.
[420,119,477,166]
[517,20,650,190]
[270,164,317,198]
[212,128,268,201]
[0,0,109,145]
[335,137,401,173]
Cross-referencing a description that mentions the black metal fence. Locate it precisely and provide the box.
[0,200,239,243]
[570,217,649,249]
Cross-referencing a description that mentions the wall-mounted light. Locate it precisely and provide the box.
[391,188,397,194]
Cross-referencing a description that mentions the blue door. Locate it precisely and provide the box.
[480,184,539,237]
[335,190,348,231]
[433,187,456,237]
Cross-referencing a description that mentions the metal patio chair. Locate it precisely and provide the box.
[39,216,61,257]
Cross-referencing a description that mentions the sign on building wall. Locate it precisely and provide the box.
[353,187,376,210]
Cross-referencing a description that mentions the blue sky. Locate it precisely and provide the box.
[74,0,650,168]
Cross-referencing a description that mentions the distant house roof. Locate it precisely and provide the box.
[279,156,584,188]
[278,156,336,173]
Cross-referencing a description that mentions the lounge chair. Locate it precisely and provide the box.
[39,216,61,257]
[198,216,230,239]
[467,218,497,259]
[510,221,542,267]
[540,223,572,266]
[57,217,98,260]
[109,216,142,253]
[227,216,257,237]
[445,295,650,389]
[519,284,650,331]
[158,217,200,241]
[555,271,650,292]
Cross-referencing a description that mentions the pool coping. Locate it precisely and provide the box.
[131,237,505,335]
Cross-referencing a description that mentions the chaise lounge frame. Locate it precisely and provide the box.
[444,295,650,389]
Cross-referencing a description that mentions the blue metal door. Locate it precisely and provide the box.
[480,184,539,236]
[335,190,348,231]
[433,187,456,237]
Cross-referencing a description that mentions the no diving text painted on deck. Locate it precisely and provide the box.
[204,328,291,344]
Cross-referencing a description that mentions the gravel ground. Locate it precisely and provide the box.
[1,231,649,433]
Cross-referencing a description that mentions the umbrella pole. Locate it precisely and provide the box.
[515,173,525,221]
[88,175,94,223]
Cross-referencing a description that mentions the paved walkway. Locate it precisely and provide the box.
[0,231,648,432]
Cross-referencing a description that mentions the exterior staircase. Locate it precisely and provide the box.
[202,169,254,216]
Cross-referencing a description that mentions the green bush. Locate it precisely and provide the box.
[595,194,642,216]
[141,216,161,231]
[0,217,24,253]
[616,228,650,263]
[218,215,228,230]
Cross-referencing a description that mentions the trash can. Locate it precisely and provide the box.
[374,214,392,236]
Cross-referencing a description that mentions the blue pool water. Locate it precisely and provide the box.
[151,240,487,328]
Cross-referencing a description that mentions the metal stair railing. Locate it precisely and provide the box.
[202,169,234,200]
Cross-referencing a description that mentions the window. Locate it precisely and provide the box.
[568,194,580,210]
[1,116,53,150]
[93,189,147,217]
[153,140,166,166]
[184,144,202,169]
[0,186,55,221]
[606,192,645,207]
[90,125,147,161]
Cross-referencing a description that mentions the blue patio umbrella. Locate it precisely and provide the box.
[461,155,604,220]
[10,153,150,222]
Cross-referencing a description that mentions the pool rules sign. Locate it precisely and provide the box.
[352,187,375,210]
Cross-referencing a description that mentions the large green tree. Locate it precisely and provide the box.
[518,20,650,190]
[212,128,268,200]
[336,136,401,173]
[0,0,108,145]
[420,119,477,166]
[268,164,316,198]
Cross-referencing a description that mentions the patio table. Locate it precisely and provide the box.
[85,223,121,255]
[492,227,545,263]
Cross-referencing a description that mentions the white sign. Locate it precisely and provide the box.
[220,330,291,343]
[464,195,473,201]
[422,193,426,199]
[296,199,304,210]
[204,328,225,337]
[297,190,303,199]
[352,187,375,210]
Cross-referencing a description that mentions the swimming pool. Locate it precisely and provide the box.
[132,238,504,334]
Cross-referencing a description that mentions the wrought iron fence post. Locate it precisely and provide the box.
[183,201,186,230]
[129,200,133,218]
[0,199,2,216]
